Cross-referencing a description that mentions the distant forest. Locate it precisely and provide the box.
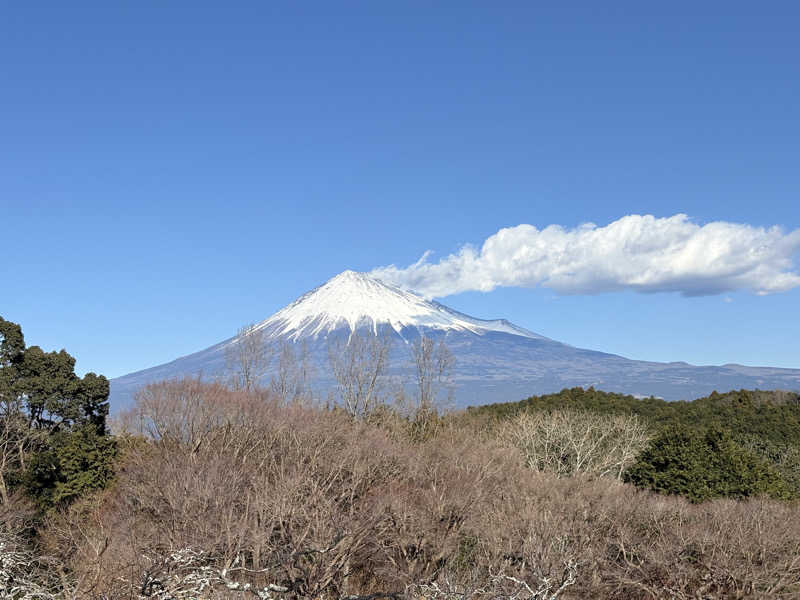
[469,386,800,444]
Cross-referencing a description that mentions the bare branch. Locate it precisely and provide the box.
[225,323,272,393]
[499,409,651,479]
[328,330,392,419]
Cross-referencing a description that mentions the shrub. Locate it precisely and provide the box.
[23,425,117,508]
[498,409,650,479]
[624,426,794,502]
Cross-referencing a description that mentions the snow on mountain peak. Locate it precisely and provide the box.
[256,270,543,341]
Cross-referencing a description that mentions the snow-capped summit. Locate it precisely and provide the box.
[254,270,542,340]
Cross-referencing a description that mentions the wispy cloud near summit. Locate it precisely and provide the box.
[371,215,800,298]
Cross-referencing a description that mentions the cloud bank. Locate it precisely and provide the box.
[370,214,800,298]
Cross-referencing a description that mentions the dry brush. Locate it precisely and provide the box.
[10,380,800,599]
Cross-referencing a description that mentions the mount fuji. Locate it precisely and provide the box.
[110,271,800,409]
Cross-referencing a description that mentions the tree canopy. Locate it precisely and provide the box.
[0,316,116,508]
[624,426,792,502]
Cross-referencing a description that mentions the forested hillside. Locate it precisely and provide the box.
[468,387,800,443]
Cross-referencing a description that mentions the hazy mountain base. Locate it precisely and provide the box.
[110,326,800,411]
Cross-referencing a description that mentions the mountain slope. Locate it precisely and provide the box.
[110,271,800,409]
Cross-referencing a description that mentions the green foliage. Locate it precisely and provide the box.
[468,386,800,501]
[15,345,110,431]
[738,435,800,494]
[0,315,116,509]
[57,425,117,498]
[470,387,800,445]
[452,533,480,571]
[24,426,118,507]
[624,426,793,502]
[0,317,26,366]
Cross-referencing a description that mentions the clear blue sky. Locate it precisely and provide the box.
[2,1,799,377]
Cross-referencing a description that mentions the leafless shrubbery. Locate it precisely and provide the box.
[134,548,293,600]
[0,498,65,600]
[498,409,651,479]
[0,532,63,600]
[407,565,578,600]
[591,481,800,598]
[0,405,40,504]
[19,380,800,599]
[122,378,275,445]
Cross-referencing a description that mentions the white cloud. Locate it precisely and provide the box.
[370,214,800,298]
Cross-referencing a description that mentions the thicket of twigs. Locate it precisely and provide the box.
[4,379,800,599]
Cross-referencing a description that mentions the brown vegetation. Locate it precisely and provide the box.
[225,323,272,393]
[328,330,393,420]
[6,379,800,599]
[497,409,651,479]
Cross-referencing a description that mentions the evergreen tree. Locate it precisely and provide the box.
[0,316,116,508]
[624,426,793,502]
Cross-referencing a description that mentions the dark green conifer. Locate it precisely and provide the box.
[624,426,793,502]
[0,316,116,509]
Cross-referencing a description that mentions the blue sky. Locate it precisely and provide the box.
[2,2,799,377]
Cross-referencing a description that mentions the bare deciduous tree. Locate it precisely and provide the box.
[271,340,314,405]
[0,401,42,505]
[406,335,454,430]
[122,377,279,447]
[499,409,651,479]
[328,330,392,419]
[225,323,272,392]
[130,378,231,445]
